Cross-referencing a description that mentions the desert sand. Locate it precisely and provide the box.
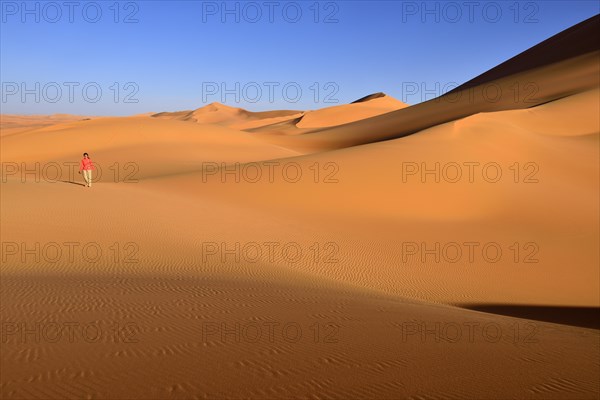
[1,15,599,400]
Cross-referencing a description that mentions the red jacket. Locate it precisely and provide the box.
[80,158,95,171]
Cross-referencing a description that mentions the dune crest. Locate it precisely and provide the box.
[253,15,600,152]
[152,102,301,127]
[295,93,408,129]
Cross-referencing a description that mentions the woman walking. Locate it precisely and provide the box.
[79,152,95,187]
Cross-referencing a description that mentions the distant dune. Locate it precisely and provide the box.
[295,93,407,129]
[152,102,300,127]
[0,113,93,136]
[150,93,407,132]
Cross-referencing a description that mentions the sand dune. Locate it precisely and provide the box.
[237,93,408,140]
[295,93,407,129]
[231,112,305,131]
[269,50,599,152]
[1,116,300,180]
[251,14,600,152]
[152,102,301,128]
[0,114,93,137]
[129,86,599,307]
[448,14,600,92]
[151,93,407,133]
[1,15,599,400]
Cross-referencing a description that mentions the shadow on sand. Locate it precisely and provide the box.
[462,304,600,330]
[60,180,86,187]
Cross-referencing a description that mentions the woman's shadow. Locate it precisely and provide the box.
[60,180,86,187]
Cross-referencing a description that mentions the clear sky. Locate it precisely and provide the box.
[1,0,598,115]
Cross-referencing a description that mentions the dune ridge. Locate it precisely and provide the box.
[248,15,600,152]
[151,102,301,127]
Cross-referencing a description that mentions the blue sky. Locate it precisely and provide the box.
[1,0,598,115]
